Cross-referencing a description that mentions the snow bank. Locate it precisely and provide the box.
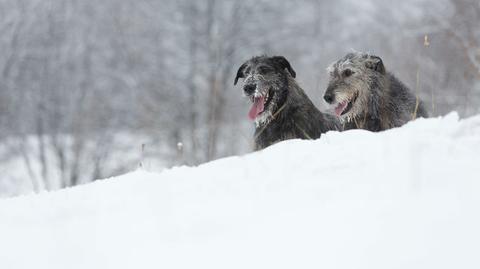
[1,113,479,269]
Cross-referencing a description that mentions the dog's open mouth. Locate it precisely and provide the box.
[248,89,273,120]
[334,92,358,117]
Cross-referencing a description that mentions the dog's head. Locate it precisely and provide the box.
[234,55,296,125]
[323,52,386,122]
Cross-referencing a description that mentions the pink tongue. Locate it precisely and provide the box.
[248,96,265,120]
[335,101,348,116]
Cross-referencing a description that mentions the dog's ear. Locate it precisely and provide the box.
[272,56,296,78]
[365,55,385,74]
[234,62,247,86]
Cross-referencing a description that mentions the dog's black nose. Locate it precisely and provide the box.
[244,84,256,95]
[323,92,335,104]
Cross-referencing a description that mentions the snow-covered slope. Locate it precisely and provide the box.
[1,113,479,269]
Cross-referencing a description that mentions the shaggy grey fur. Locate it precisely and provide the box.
[323,52,428,131]
[234,55,340,150]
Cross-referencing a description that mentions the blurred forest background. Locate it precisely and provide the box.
[0,0,479,196]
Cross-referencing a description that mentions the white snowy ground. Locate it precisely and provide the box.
[1,113,479,269]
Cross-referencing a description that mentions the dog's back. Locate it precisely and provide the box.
[389,73,428,123]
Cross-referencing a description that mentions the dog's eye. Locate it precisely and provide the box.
[342,69,353,77]
[257,67,270,75]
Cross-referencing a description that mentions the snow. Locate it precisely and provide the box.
[0,132,173,197]
[1,112,480,269]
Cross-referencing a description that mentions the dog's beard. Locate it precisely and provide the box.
[254,86,282,127]
[329,90,360,123]
[254,109,273,127]
[246,83,277,126]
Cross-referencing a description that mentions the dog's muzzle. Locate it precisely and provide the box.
[244,84,256,95]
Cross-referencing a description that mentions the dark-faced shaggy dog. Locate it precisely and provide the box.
[234,55,340,150]
[323,52,428,131]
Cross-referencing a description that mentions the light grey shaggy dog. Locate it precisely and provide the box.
[234,55,340,150]
[323,52,428,131]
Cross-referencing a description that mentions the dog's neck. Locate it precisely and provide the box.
[252,74,333,150]
[348,77,394,131]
